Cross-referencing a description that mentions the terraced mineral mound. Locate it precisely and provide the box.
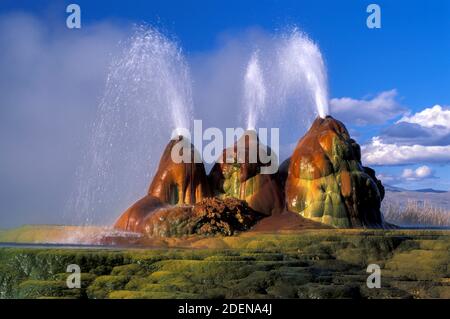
[209,130,284,216]
[285,116,385,228]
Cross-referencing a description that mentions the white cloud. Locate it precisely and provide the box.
[398,104,450,128]
[376,173,398,184]
[414,165,434,178]
[401,165,434,180]
[380,104,450,146]
[362,137,450,165]
[376,166,436,187]
[365,105,450,165]
[330,89,405,125]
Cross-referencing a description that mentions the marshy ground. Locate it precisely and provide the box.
[0,227,448,299]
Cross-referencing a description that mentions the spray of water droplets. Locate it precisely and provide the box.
[66,26,193,225]
[243,28,329,132]
[244,51,267,130]
[276,28,329,119]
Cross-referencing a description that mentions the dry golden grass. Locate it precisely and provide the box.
[382,200,450,227]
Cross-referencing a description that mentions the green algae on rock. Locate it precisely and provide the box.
[209,130,284,217]
[285,116,385,228]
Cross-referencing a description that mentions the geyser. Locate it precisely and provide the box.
[244,51,267,130]
[241,28,330,151]
[67,26,194,225]
[276,28,329,119]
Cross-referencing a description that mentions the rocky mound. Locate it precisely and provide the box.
[140,197,263,237]
[114,195,163,232]
[285,116,385,228]
[114,136,211,232]
[148,135,211,204]
[209,130,284,216]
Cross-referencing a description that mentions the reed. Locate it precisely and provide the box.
[382,200,450,227]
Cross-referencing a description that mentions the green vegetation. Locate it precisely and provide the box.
[0,229,449,299]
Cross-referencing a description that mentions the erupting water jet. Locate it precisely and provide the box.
[244,52,267,130]
[67,26,194,225]
[241,28,330,152]
[276,28,329,119]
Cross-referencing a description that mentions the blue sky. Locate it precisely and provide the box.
[2,0,448,103]
[0,1,449,226]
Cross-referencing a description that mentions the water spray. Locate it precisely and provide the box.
[67,26,193,225]
[276,28,329,118]
[244,51,267,130]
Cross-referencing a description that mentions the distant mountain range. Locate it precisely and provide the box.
[384,185,448,194]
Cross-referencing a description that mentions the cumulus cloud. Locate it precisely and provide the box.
[329,89,405,125]
[401,166,435,180]
[376,166,436,186]
[362,137,450,166]
[381,121,450,146]
[375,173,398,185]
[362,104,450,166]
[382,122,430,139]
[376,104,450,146]
[398,104,450,128]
